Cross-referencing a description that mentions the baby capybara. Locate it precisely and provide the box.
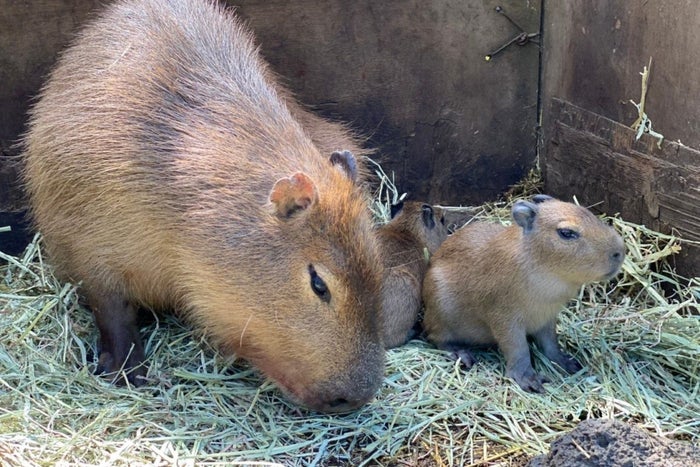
[423,195,625,392]
[377,201,448,348]
[21,0,385,412]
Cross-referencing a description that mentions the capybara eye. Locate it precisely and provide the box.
[308,264,331,302]
[557,228,580,240]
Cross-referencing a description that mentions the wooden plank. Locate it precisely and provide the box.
[231,0,542,205]
[0,148,23,212]
[541,0,700,152]
[1,0,541,233]
[545,98,699,277]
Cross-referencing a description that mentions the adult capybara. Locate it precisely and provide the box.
[377,201,448,348]
[21,0,385,412]
[423,195,625,392]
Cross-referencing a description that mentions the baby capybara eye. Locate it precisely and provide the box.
[557,228,580,240]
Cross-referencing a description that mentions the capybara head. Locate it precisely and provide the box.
[262,162,385,411]
[20,0,385,413]
[180,153,385,413]
[388,201,449,256]
[512,195,625,285]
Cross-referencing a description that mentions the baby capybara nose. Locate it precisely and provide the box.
[611,249,625,263]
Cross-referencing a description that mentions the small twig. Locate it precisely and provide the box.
[629,57,664,148]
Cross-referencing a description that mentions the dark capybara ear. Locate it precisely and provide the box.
[330,150,358,182]
[512,200,538,233]
[532,194,554,204]
[421,204,436,229]
[269,172,318,218]
[390,200,404,219]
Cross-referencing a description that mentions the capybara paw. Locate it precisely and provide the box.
[508,368,548,393]
[558,354,583,374]
[96,351,115,379]
[450,348,476,369]
[96,350,148,387]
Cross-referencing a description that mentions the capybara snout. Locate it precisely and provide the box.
[21,0,384,411]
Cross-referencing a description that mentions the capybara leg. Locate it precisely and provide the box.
[440,342,477,369]
[532,319,582,374]
[90,293,147,386]
[496,326,547,393]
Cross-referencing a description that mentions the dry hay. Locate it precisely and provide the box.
[1,170,698,466]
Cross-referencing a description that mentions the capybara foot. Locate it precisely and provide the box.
[442,343,477,369]
[508,366,549,393]
[554,353,583,374]
[91,293,147,386]
[96,349,148,387]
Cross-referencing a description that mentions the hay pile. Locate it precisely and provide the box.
[1,176,698,466]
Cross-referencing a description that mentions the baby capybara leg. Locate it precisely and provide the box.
[494,325,548,393]
[90,293,147,386]
[531,320,582,374]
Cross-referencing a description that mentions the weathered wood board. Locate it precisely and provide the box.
[541,0,700,278]
[541,0,700,152]
[546,98,699,276]
[0,0,540,209]
[231,0,541,205]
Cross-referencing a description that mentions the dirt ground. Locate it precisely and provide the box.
[528,418,700,467]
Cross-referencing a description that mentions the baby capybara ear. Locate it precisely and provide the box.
[532,194,554,204]
[269,172,318,218]
[421,204,437,230]
[512,200,538,233]
[389,200,405,219]
[330,149,358,182]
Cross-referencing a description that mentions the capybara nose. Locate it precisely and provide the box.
[605,248,626,279]
[610,247,625,268]
[328,397,353,411]
[310,378,380,413]
[318,391,373,414]
[308,352,384,413]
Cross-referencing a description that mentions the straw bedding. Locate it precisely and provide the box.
[1,171,698,466]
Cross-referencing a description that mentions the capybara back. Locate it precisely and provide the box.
[378,201,448,348]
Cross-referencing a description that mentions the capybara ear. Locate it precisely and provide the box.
[421,204,436,229]
[390,200,405,219]
[532,194,554,204]
[512,200,538,233]
[330,149,358,182]
[269,172,318,218]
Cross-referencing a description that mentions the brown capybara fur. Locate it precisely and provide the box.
[377,201,448,348]
[21,0,385,412]
[422,195,625,392]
